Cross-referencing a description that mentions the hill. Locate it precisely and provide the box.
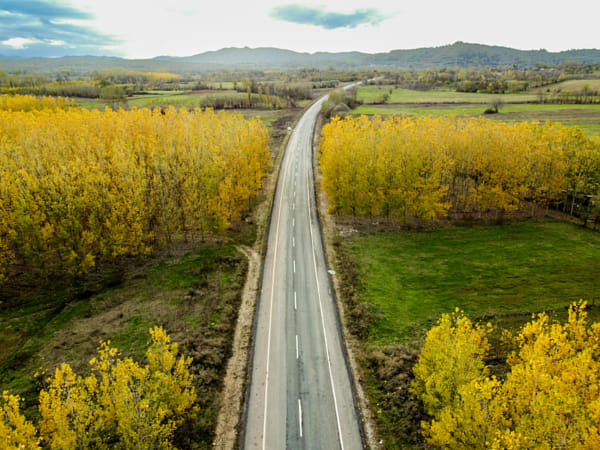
[1,42,599,73]
[367,42,600,68]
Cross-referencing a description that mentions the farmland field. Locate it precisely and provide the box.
[353,84,600,135]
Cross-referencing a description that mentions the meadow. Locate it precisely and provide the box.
[353,83,600,136]
[333,219,600,448]
[341,220,600,345]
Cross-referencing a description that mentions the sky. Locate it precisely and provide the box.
[0,0,598,59]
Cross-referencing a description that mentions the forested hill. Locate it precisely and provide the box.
[369,42,600,68]
[1,42,599,73]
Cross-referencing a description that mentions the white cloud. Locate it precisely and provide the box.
[48,40,68,46]
[2,37,41,49]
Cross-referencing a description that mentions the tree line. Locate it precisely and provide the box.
[319,115,600,225]
[0,95,270,284]
[371,63,600,96]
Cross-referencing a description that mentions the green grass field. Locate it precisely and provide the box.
[531,79,600,94]
[337,219,600,447]
[353,84,600,135]
[127,90,249,109]
[356,85,537,104]
[341,220,600,345]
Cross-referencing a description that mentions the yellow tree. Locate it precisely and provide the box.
[501,302,600,447]
[415,302,600,449]
[411,309,492,416]
[0,392,40,449]
[0,100,269,283]
[39,327,197,449]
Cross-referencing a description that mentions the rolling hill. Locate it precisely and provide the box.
[1,42,599,73]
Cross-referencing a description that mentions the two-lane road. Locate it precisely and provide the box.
[243,95,363,449]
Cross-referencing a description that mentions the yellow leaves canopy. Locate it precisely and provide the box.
[0,96,270,283]
[320,115,600,223]
[1,327,196,449]
[413,302,600,448]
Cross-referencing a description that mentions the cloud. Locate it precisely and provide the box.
[0,0,119,57]
[2,37,40,49]
[0,0,92,20]
[270,4,386,29]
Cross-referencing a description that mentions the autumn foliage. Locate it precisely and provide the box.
[0,94,76,112]
[1,327,196,449]
[320,115,600,223]
[413,302,600,448]
[0,95,270,283]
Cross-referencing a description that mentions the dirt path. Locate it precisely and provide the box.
[212,244,261,449]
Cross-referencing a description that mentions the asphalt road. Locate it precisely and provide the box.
[243,95,363,450]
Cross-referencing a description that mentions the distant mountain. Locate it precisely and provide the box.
[1,42,599,73]
[176,47,368,66]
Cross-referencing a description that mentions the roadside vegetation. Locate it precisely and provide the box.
[319,66,600,448]
[334,219,600,448]
[0,94,270,447]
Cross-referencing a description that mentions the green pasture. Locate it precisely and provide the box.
[531,79,600,94]
[356,85,537,104]
[205,81,236,90]
[341,220,600,346]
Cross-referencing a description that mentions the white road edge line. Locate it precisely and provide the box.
[293,260,296,273]
[298,399,303,438]
[306,166,345,450]
[294,291,297,310]
[296,334,299,359]
[261,139,292,450]
[293,236,295,248]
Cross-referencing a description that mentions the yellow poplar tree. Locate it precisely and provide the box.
[38,327,197,449]
[0,392,40,449]
[0,97,269,283]
[411,309,492,416]
[414,302,600,449]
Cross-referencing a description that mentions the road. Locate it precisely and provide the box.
[243,94,364,450]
